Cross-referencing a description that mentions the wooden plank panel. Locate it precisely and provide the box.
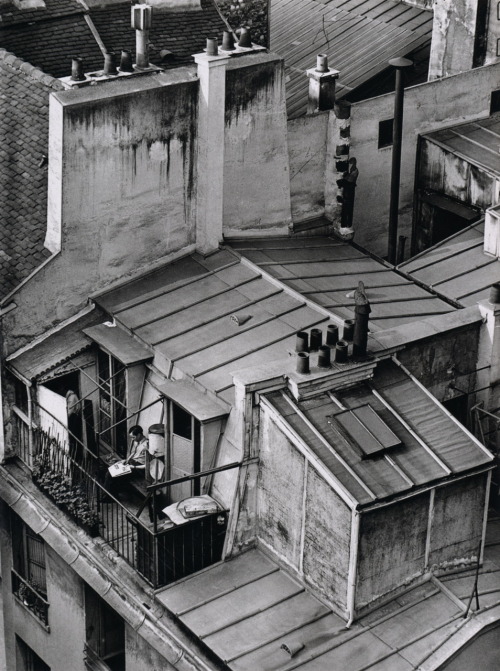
[203,591,330,662]
[156,550,278,615]
[182,571,303,638]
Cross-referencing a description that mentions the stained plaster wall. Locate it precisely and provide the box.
[287,113,328,223]
[126,625,175,671]
[258,408,351,612]
[397,325,480,405]
[428,0,478,79]
[356,493,429,610]
[2,71,198,354]
[0,514,86,671]
[223,56,291,236]
[348,61,500,257]
[428,474,487,569]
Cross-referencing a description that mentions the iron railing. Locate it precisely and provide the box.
[11,568,49,628]
[12,408,32,467]
[29,423,235,588]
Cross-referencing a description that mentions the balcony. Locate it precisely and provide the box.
[15,411,235,589]
[11,569,50,628]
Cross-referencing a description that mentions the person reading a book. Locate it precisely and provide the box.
[103,425,148,499]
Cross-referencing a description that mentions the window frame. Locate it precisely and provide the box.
[97,349,128,458]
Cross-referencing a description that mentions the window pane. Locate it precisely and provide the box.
[172,403,192,440]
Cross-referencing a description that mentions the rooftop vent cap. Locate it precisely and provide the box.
[281,642,305,657]
[230,313,251,326]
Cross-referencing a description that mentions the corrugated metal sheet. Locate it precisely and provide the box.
[400,220,500,306]
[270,0,433,117]
[265,359,492,505]
[230,236,456,330]
[421,116,500,178]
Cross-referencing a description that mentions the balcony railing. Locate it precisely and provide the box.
[29,423,237,588]
[12,569,49,628]
[12,407,33,467]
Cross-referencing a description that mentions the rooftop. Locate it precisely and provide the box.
[421,115,500,179]
[229,236,456,330]
[399,221,500,307]
[270,0,433,118]
[157,516,500,671]
[264,359,492,507]
[0,0,228,78]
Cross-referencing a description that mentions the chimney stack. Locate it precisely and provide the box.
[352,281,371,358]
[306,54,339,114]
[70,56,85,81]
[131,4,152,69]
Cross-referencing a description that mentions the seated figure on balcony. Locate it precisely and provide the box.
[103,425,148,499]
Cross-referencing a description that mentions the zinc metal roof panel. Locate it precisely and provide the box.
[265,391,373,504]
[135,278,279,346]
[372,367,492,473]
[434,261,500,299]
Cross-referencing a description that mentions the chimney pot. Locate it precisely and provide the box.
[103,52,118,76]
[342,319,355,342]
[316,54,328,72]
[326,324,339,347]
[318,345,331,368]
[221,31,236,51]
[335,340,348,363]
[310,328,323,352]
[119,49,134,73]
[490,283,500,304]
[296,352,310,375]
[70,56,85,81]
[206,37,218,56]
[237,27,252,48]
[296,331,309,353]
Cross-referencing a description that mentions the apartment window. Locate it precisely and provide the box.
[13,376,29,415]
[97,350,127,458]
[378,118,394,149]
[85,586,125,671]
[16,636,50,671]
[11,514,49,627]
[491,89,500,114]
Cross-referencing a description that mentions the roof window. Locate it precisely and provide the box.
[335,404,401,458]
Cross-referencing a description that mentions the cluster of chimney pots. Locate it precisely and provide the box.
[69,2,254,83]
[295,314,369,375]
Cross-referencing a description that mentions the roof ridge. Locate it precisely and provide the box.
[0,47,64,89]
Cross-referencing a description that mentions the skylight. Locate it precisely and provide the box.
[335,404,401,458]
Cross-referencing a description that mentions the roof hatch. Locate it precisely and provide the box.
[335,404,401,458]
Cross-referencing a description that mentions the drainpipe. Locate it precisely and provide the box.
[346,508,360,628]
[387,57,412,265]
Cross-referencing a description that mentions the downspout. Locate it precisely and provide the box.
[346,508,360,628]
[387,57,413,265]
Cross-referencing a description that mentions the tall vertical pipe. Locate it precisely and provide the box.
[387,57,413,265]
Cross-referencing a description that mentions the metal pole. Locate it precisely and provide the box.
[387,57,413,265]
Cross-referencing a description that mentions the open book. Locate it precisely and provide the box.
[108,461,132,478]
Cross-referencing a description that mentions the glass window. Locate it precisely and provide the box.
[85,586,125,671]
[172,403,192,440]
[97,350,127,457]
[16,636,50,671]
[378,118,394,149]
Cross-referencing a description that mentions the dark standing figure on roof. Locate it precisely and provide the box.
[341,157,359,230]
[353,281,371,358]
[66,389,83,466]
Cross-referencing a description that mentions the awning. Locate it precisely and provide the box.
[83,324,153,366]
[7,309,103,382]
[154,379,229,423]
